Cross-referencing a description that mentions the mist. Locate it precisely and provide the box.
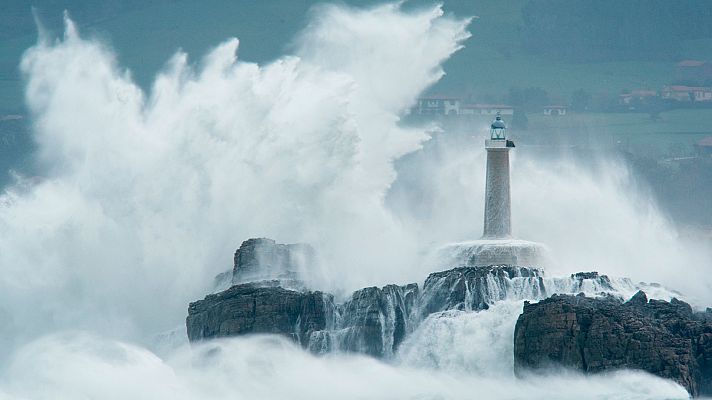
[0,317,688,400]
[0,1,709,399]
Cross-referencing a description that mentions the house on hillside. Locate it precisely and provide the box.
[675,60,712,84]
[661,85,712,102]
[413,96,461,115]
[619,90,657,106]
[459,104,514,116]
[543,105,567,116]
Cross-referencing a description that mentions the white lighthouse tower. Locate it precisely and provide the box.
[435,113,548,268]
[483,114,514,239]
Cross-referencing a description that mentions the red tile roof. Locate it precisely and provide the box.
[677,60,707,67]
[664,85,712,92]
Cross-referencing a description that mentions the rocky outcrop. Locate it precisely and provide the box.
[189,236,646,358]
[231,238,315,284]
[186,281,334,347]
[187,280,419,358]
[420,266,545,315]
[192,238,691,369]
[188,264,552,358]
[315,283,419,358]
[514,292,712,397]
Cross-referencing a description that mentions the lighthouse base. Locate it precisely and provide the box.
[435,239,549,269]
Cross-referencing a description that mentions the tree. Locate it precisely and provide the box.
[508,86,549,113]
[508,87,525,107]
[521,0,712,62]
[522,87,549,112]
[512,109,529,130]
[571,89,592,111]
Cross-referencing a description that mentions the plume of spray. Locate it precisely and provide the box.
[0,3,469,349]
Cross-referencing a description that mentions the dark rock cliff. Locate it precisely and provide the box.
[319,283,419,357]
[231,238,315,284]
[194,238,557,356]
[514,292,712,397]
[191,235,701,392]
[186,281,333,347]
[187,280,419,358]
[188,261,547,358]
[420,265,544,315]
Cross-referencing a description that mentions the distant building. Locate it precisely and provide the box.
[619,90,657,106]
[460,104,514,116]
[661,85,712,102]
[543,105,567,116]
[675,60,712,84]
[695,136,712,157]
[414,95,461,115]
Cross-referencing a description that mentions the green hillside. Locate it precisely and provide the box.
[429,0,710,101]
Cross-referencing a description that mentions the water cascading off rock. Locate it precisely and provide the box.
[186,238,643,358]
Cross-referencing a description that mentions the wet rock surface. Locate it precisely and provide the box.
[327,283,419,357]
[231,238,315,284]
[514,292,712,397]
[186,281,333,347]
[187,280,419,358]
[188,262,543,358]
[420,265,545,315]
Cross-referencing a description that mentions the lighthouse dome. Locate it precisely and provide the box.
[491,116,506,130]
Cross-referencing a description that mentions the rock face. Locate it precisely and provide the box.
[188,234,650,361]
[420,265,545,315]
[187,281,418,358]
[192,238,691,372]
[514,292,712,397]
[188,264,550,358]
[186,281,334,347]
[315,283,419,358]
[232,238,315,284]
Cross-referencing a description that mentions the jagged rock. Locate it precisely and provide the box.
[332,283,419,357]
[626,289,648,306]
[232,238,315,283]
[420,266,545,315]
[570,271,614,291]
[570,271,601,280]
[186,281,334,348]
[191,239,676,365]
[513,292,712,397]
[187,279,419,358]
[188,255,589,359]
[191,263,546,358]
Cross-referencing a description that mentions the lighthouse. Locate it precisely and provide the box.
[434,113,548,268]
[483,114,515,239]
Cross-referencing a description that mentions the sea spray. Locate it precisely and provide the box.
[0,327,689,399]
[2,4,470,349]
